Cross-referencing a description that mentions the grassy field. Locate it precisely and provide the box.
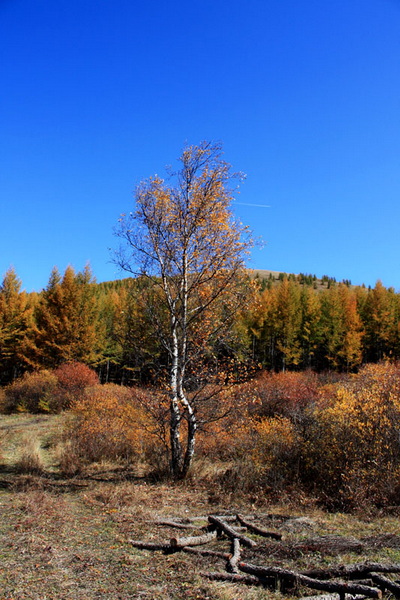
[0,414,399,600]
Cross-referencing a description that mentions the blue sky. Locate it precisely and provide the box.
[1,0,400,292]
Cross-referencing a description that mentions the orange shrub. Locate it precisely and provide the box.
[193,382,304,493]
[243,370,320,422]
[53,362,99,410]
[302,362,400,509]
[217,415,303,493]
[251,416,300,471]
[66,384,167,467]
[193,384,251,461]
[2,370,58,413]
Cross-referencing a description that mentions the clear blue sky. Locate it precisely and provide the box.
[1,0,400,292]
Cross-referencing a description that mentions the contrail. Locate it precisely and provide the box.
[234,202,271,208]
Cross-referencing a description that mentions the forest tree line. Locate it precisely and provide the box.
[0,263,399,386]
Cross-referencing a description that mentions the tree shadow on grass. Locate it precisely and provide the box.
[0,462,147,493]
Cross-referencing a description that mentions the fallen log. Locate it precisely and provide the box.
[154,519,200,530]
[297,574,382,599]
[129,540,174,551]
[208,515,257,548]
[299,595,367,600]
[303,562,400,580]
[351,579,374,586]
[228,538,241,574]
[238,562,382,598]
[237,513,282,540]
[186,514,237,523]
[370,573,400,597]
[170,529,217,548]
[200,571,264,586]
[130,529,218,552]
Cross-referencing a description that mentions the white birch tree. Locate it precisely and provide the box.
[115,141,253,478]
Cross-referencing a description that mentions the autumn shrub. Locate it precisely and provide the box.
[179,365,400,510]
[194,385,250,461]
[204,371,318,496]
[250,416,302,484]
[196,421,243,462]
[245,370,320,422]
[211,412,304,497]
[302,362,400,510]
[64,384,165,470]
[2,370,58,413]
[53,361,99,410]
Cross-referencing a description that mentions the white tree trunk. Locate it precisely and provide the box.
[170,312,183,476]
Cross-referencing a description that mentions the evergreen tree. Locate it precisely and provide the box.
[273,278,302,371]
[298,285,321,369]
[0,268,37,384]
[255,279,302,371]
[319,284,363,371]
[35,265,102,368]
[361,280,395,362]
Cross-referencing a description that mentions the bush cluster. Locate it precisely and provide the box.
[61,362,400,509]
[302,362,400,509]
[2,359,400,510]
[60,383,168,474]
[233,363,400,510]
[66,384,148,461]
[53,362,99,410]
[1,362,99,413]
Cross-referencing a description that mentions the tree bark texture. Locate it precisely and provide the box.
[238,562,383,598]
[208,515,257,548]
[227,538,241,573]
[170,529,217,548]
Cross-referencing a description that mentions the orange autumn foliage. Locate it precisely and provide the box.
[243,369,320,421]
[66,384,166,466]
[2,370,58,413]
[303,362,400,508]
[53,361,99,409]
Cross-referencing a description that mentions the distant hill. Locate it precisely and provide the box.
[97,269,351,293]
[248,269,354,290]
[249,269,288,279]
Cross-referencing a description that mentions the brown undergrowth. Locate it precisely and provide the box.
[0,413,399,600]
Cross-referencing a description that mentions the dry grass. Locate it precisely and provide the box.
[56,438,84,477]
[0,413,399,599]
[14,434,44,474]
[0,412,65,470]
